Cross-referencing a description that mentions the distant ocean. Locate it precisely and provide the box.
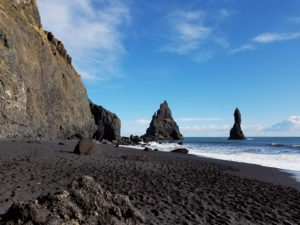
[126,137,300,181]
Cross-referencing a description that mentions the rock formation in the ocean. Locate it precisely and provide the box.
[0,176,145,225]
[0,0,96,139]
[142,101,183,141]
[89,101,121,141]
[229,108,246,140]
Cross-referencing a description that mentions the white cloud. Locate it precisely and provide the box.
[163,9,229,56]
[181,124,230,132]
[254,32,300,43]
[37,0,130,81]
[135,119,151,125]
[264,116,300,132]
[229,44,255,54]
[177,117,220,122]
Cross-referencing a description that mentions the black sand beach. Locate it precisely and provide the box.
[0,140,299,225]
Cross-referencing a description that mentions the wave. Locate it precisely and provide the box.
[122,142,300,172]
[271,143,285,147]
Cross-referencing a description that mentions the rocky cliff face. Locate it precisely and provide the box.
[89,101,121,141]
[229,108,246,140]
[0,0,96,139]
[142,101,183,140]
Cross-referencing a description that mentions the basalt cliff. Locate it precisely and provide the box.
[0,0,120,139]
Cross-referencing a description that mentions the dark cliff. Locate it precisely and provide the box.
[89,101,121,141]
[0,0,96,139]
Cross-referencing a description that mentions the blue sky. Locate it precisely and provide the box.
[38,0,300,137]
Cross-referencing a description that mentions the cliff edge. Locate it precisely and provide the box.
[0,0,96,139]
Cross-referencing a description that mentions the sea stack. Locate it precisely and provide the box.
[229,108,246,140]
[142,101,183,141]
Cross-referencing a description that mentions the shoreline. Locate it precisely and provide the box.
[122,144,300,190]
[0,140,299,224]
[121,143,300,188]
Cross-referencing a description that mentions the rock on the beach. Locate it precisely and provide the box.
[142,101,183,140]
[229,108,246,140]
[89,101,121,141]
[130,135,143,144]
[144,147,153,152]
[0,0,96,139]
[74,138,98,155]
[171,148,189,154]
[0,176,145,225]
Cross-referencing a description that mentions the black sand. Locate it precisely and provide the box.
[0,140,299,225]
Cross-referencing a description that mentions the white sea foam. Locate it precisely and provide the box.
[122,142,300,172]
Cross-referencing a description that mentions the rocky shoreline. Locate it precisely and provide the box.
[0,140,299,224]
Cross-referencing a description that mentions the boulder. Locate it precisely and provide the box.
[171,148,189,154]
[229,108,246,140]
[142,101,183,140]
[130,135,142,144]
[74,138,98,155]
[0,0,96,139]
[144,147,152,152]
[0,176,144,225]
[89,101,121,142]
[119,136,133,145]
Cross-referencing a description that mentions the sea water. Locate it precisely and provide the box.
[125,137,300,182]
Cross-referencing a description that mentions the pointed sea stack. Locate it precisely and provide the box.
[142,101,183,141]
[229,108,246,140]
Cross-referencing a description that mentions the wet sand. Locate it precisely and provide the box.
[0,140,299,224]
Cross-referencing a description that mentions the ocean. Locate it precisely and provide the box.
[126,137,300,181]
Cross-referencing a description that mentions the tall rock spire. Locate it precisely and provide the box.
[229,108,246,140]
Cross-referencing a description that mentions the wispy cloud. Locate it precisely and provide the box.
[37,0,130,82]
[181,124,230,132]
[230,31,300,54]
[163,10,211,54]
[162,9,230,60]
[287,16,300,24]
[253,32,300,43]
[229,44,255,54]
[177,117,220,122]
[135,119,151,125]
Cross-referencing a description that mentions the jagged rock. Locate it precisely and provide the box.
[74,138,98,155]
[229,108,246,140]
[130,135,142,144]
[142,101,183,140]
[45,31,72,65]
[89,101,121,141]
[0,176,145,225]
[0,0,96,139]
[171,148,189,154]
